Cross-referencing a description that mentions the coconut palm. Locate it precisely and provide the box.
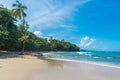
[12,1,28,54]
[12,0,27,21]
[19,35,29,54]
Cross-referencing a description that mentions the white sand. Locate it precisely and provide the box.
[1,55,120,80]
[0,55,45,80]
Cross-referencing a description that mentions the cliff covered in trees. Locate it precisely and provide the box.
[0,1,80,52]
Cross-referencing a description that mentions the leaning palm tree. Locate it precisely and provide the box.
[12,0,27,21]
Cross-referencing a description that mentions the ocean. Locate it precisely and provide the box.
[43,50,120,69]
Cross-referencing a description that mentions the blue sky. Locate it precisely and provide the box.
[1,0,120,51]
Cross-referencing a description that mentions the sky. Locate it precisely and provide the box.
[0,0,120,51]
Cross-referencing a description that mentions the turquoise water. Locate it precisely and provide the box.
[44,50,120,68]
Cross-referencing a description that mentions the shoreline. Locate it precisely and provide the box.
[47,58,120,69]
[0,51,120,80]
[34,59,120,80]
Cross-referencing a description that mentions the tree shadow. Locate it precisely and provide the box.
[0,51,21,59]
[0,51,45,59]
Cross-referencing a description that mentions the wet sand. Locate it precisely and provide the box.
[33,59,120,80]
[0,54,120,80]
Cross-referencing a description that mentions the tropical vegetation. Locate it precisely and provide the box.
[0,1,80,53]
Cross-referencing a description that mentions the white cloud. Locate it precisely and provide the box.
[0,0,91,30]
[26,0,91,29]
[80,36,96,48]
[34,31,42,37]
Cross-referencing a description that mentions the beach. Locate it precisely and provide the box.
[34,59,120,80]
[0,53,120,80]
[0,0,120,80]
[0,55,46,80]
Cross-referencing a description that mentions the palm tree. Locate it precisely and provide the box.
[19,35,29,54]
[12,0,27,21]
[12,1,28,54]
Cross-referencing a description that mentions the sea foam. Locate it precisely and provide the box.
[47,58,120,69]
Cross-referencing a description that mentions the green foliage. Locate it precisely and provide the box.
[0,7,15,27]
[0,1,80,52]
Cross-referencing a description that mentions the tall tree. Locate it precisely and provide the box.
[12,0,28,54]
[12,0,27,21]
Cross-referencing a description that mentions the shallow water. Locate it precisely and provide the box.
[44,51,120,68]
[33,59,120,80]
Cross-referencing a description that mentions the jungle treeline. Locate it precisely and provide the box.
[0,1,80,52]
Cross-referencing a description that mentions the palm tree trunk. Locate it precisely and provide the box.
[21,42,25,55]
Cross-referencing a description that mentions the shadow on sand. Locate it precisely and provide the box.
[0,51,21,59]
[0,51,44,59]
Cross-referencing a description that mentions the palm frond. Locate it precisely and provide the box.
[21,6,27,9]
[22,11,26,18]
[12,3,17,7]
